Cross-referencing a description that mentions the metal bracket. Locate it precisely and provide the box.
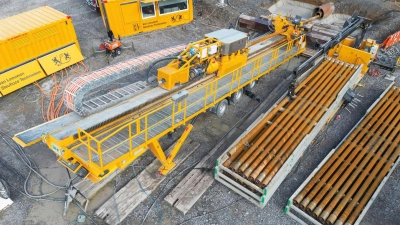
[63,184,89,216]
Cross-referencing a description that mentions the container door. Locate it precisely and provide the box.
[120,1,141,34]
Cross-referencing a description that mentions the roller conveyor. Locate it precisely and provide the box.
[285,84,400,225]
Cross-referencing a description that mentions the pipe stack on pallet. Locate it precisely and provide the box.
[286,85,400,225]
[223,58,356,188]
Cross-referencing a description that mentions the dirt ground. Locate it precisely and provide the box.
[0,0,400,225]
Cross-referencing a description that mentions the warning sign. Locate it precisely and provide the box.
[0,60,46,96]
[38,44,84,75]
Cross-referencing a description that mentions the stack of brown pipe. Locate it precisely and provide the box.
[292,86,400,225]
[223,58,357,189]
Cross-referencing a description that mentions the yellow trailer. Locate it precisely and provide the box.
[0,6,83,97]
[100,0,194,38]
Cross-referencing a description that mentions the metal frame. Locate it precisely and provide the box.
[215,60,363,208]
[285,83,397,225]
[50,35,305,181]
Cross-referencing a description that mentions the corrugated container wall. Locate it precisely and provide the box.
[0,6,81,72]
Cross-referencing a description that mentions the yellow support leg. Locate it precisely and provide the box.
[158,124,193,175]
[147,140,168,165]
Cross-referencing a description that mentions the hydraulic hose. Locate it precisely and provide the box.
[146,56,180,87]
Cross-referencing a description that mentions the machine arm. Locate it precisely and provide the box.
[289,14,370,97]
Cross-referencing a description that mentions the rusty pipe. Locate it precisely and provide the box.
[323,93,400,225]
[342,129,400,225]
[259,65,355,187]
[248,29,287,47]
[295,59,331,93]
[308,78,393,218]
[345,145,400,225]
[224,118,269,167]
[229,98,289,171]
[310,84,396,219]
[255,63,350,185]
[313,3,335,19]
[293,87,398,209]
[336,89,400,225]
[239,60,338,176]
[302,15,320,24]
[315,94,400,223]
[248,61,344,181]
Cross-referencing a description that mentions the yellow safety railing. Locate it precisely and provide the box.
[77,128,104,171]
[74,35,305,172]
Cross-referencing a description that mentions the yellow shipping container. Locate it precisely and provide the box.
[101,0,194,38]
[0,6,83,97]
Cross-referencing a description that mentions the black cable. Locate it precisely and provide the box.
[72,200,98,225]
[132,165,162,225]
[113,176,121,224]
[178,197,243,225]
[372,10,400,24]
[225,0,241,14]
[0,131,74,201]
[140,159,203,225]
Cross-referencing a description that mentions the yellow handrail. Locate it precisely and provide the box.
[75,35,305,169]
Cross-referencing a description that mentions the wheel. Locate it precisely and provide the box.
[231,88,243,104]
[0,179,10,199]
[116,48,122,55]
[213,99,228,117]
[244,80,256,91]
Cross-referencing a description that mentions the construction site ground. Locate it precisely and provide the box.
[1,0,399,224]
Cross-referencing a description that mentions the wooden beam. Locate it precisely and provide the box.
[95,140,200,225]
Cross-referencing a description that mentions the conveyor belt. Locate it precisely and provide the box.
[215,57,363,208]
[286,84,400,225]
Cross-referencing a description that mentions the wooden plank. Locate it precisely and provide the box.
[175,173,214,214]
[74,169,120,205]
[163,76,292,214]
[164,168,204,205]
[95,140,200,225]
[73,136,180,205]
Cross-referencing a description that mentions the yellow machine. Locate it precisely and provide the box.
[99,0,194,38]
[0,6,83,97]
[155,29,249,90]
[15,14,309,182]
[327,39,380,74]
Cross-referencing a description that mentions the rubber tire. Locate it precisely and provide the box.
[244,80,256,91]
[214,99,228,117]
[116,48,122,55]
[0,179,10,199]
[231,88,243,104]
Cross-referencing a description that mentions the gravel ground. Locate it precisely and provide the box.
[0,0,400,225]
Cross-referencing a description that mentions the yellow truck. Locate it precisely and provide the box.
[0,6,83,97]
